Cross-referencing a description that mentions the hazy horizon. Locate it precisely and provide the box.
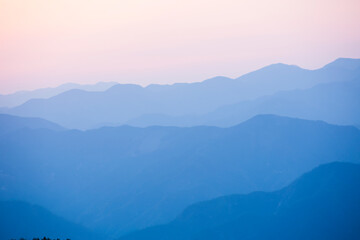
[1,0,360,94]
[0,57,358,95]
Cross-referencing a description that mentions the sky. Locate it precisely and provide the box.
[0,0,360,94]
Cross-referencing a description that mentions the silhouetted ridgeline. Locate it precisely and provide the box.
[0,114,64,133]
[1,58,359,129]
[119,162,360,240]
[127,78,360,127]
[0,81,118,108]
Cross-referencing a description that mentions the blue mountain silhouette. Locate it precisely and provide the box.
[0,113,64,134]
[0,201,101,240]
[2,58,359,129]
[1,114,359,237]
[128,78,360,127]
[0,82,118,108]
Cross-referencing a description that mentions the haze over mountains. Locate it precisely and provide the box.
[129,78,360,127]
[0,81,118,108]
[1,113,359,238]
[1,58,360,129]
[1,57,360,240]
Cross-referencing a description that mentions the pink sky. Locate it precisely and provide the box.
[0,0,360,94]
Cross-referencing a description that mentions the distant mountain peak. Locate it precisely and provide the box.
[201,76,233,84]
[323,57,360,70]
[259,62,303,71]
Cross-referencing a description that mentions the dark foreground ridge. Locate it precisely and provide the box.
[0,201,99,240]
[120,162,360,240]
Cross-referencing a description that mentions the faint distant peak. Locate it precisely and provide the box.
[201,76,233,84]
[236,63,304,80]
[322,57,360,70]
[56,88,88,96]
[259,62,303,71]
[106,83,144,92]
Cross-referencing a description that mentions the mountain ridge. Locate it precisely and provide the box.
[119,162,360,240]
[1,114,359,237]
[3,58,359,129]
[0,81,118,108]
[127,78,360,128]
[0,113,65,134]
[0,200,102,240]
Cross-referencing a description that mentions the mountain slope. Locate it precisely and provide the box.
[3,58,360,129]
[120,162,360,240]
[1,115,359,238]
[0,201,101,240]
[0,114,64,135]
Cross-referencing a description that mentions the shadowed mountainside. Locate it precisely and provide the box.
[120,162,360,240]
[0,201,102,240]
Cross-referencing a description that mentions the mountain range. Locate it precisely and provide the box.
[128,78,360,127]
[1,113,359,238]
[120,162,360,240]
[1,57,360,240]
[2,58,360,129]
[0,81,118,108]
